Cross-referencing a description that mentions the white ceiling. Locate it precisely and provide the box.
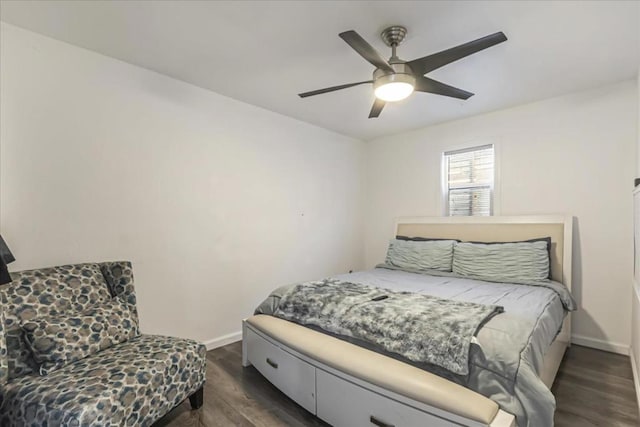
[1,1,638,141]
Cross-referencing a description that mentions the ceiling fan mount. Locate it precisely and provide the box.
[380,25,408,48]
[298,25,507,118]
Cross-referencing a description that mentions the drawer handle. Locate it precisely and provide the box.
[370,416,395,427]
[266,358,278,369]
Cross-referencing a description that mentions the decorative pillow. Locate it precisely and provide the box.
[2,262,114,379]
[385,239,457,272]
[22,297,139,375]
[467,237,552,279]
[453,240,550,284]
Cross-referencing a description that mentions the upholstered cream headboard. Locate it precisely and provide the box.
[395,216,573,289]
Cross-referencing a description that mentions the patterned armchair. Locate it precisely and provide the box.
[0,261,206,426]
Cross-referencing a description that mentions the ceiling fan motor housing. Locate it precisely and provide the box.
[373,63,416,91]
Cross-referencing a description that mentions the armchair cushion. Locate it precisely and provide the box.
[0,334,207,427]
[2,263,114,380]
[22,297,139,375]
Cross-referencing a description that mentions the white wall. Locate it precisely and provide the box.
[0,23,365,346]
[365,80,637,352]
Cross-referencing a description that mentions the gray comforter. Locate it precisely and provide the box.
[256,267,576,427]
[273,278,503,375]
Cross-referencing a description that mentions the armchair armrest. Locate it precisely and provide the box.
[0,302,8,398]
[100,261,139,329]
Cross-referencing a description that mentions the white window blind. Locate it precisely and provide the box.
[444,144,494,216]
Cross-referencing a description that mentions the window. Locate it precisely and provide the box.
[443,144,494,216]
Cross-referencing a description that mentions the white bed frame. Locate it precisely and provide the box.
[242,215,573,427]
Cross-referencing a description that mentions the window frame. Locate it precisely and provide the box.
[442,144,496,217]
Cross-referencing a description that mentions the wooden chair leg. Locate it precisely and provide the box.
[188,385,204,409]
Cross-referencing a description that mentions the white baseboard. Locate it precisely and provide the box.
[571,334,630,355]
[203,330,242,351]
[630,349,640,413]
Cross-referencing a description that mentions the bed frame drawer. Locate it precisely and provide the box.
[245,326,316,414]
[316,369,454,427]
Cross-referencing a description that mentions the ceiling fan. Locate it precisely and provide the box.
[298,26,507,118]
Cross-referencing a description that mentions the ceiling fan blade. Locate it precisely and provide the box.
[369,98,386,118]
[298,80,373,98]
[339,30,395,74]
[407,32,507,76]
[415,76,474,100]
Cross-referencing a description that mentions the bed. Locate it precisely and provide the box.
[242,215,574,427]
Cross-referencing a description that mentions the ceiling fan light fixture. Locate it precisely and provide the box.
[374,81,414,102]
[373,73,415,102]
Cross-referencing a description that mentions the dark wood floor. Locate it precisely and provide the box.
[551,345,639,426]
[155,342,639,427]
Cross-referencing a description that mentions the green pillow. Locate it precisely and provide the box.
[453,240,550,284]
[385,239,457,272]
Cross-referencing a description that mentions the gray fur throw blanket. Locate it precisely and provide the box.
[273,279,503,375]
